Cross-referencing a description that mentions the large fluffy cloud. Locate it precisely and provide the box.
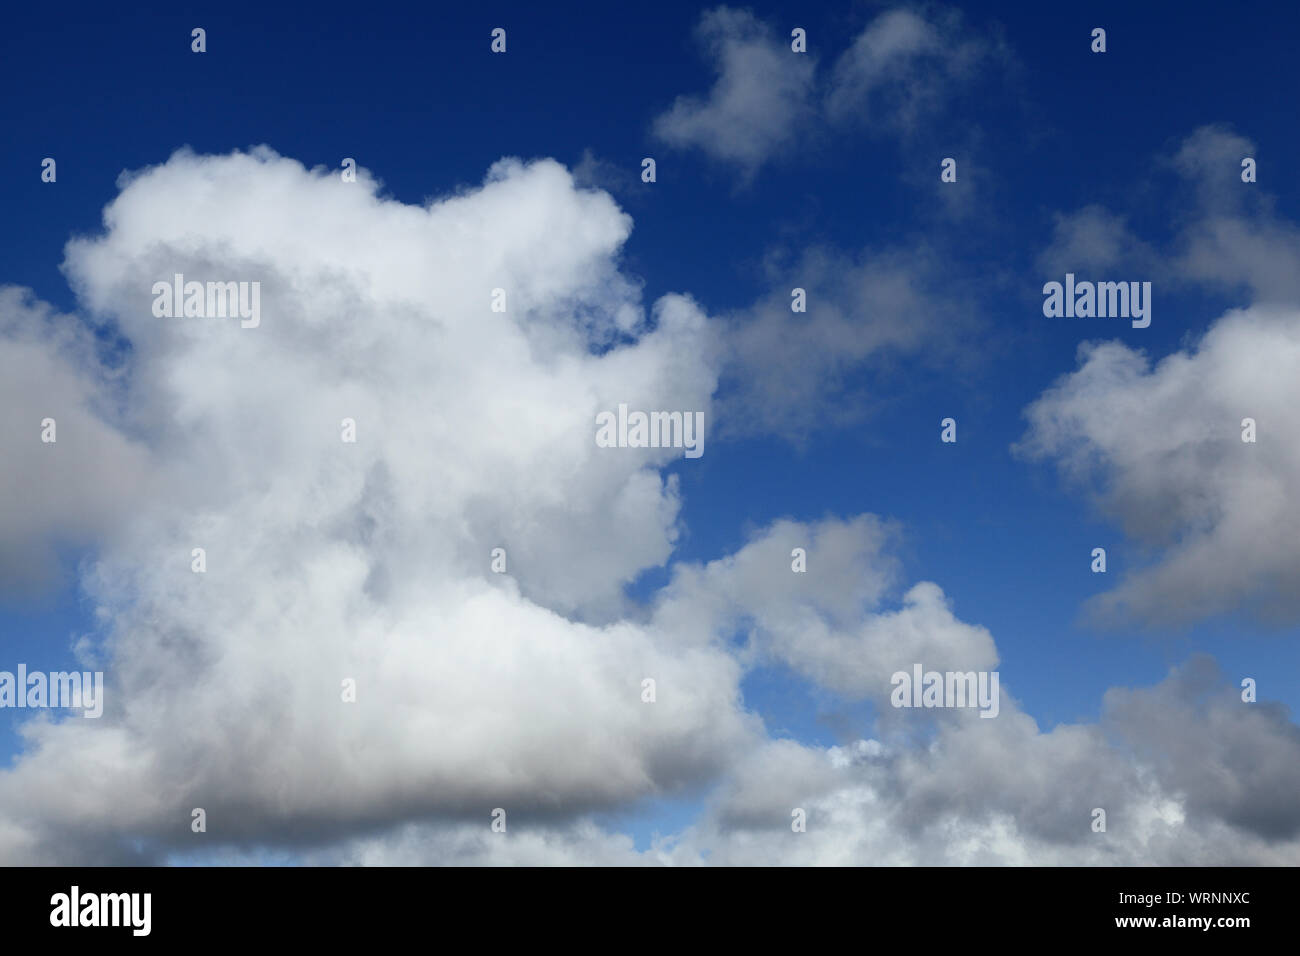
[1024,124,1300,626]
[0,147,754,863]
[1017,305,1300,626]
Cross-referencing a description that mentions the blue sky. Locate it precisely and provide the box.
[2,0,1299,864]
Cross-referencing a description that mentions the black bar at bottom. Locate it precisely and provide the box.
[1,865,1276,942]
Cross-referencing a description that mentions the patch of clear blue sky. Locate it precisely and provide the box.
[1,0,1297,849]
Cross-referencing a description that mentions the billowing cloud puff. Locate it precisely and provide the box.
[654,516,998,700]
[1018,305,1300,626]
[652,7,817,176]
